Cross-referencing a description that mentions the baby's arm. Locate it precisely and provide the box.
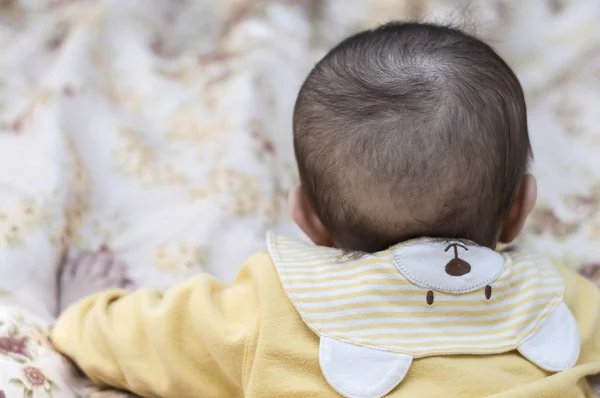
[53,251,259,398]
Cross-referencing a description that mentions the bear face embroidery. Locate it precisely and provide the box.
[393,240,504,300]
[424,244,493,305]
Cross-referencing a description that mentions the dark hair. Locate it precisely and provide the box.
[293,22,531,252]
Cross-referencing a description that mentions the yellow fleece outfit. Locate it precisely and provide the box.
[53,239,600,398]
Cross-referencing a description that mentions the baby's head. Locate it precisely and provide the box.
[290,22,536,252]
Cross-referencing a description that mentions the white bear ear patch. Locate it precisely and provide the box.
[320,337,413,398]
[518,302,580,371]
[393,240,505,293]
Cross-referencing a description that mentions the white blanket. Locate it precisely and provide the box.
[0,0,599,396]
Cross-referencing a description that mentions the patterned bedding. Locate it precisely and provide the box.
[0,0,599,396]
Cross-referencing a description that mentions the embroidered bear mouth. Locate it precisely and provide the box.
[444,243,471,276]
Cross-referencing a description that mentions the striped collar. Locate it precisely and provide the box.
[266,232,577,398]
[267,231,563,356]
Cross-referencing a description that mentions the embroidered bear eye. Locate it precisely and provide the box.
[426,290,434,305]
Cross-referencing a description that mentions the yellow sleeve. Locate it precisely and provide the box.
[52,255,261,398]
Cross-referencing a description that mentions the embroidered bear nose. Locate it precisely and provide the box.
[445,258,471,276]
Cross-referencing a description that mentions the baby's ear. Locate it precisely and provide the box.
[289,185,333,247]
[499,174,538,243]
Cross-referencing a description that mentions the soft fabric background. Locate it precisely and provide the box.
[0,0,599,396]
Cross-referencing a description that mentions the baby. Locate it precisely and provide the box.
[53,22,600,398]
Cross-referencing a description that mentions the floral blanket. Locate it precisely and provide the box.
[0,0,599,396]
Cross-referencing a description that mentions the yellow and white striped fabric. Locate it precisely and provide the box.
[267,232,565,358]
